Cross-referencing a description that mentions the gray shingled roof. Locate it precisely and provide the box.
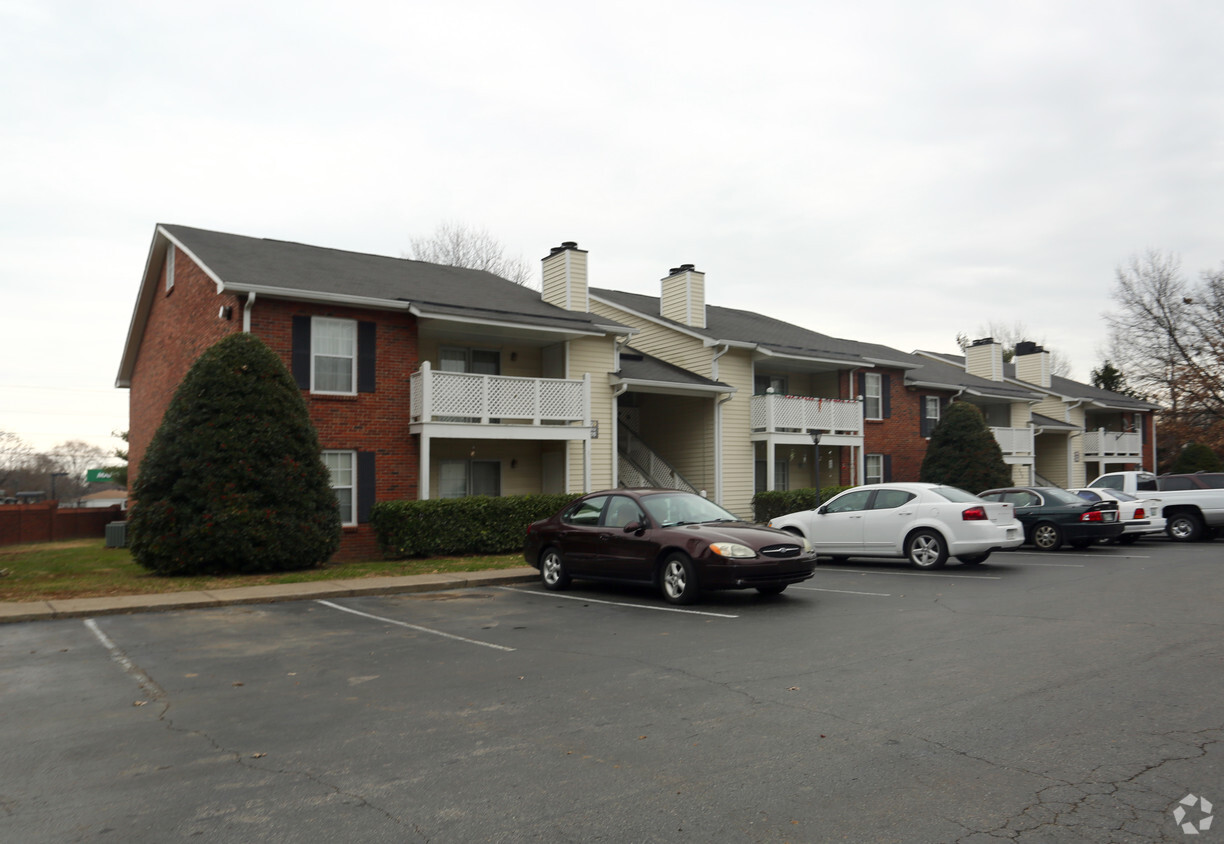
[917,350,1159,411]
[163,224,629,335]
[591,288,916,368]
[615,347,732,393]
[906,353,1043,401]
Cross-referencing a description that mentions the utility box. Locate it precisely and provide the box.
[105,521,128,548]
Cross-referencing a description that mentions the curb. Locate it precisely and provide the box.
[0,567,540,624]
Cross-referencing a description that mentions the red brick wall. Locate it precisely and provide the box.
[128,249,241,480]
[837,368,956,484]
[127,248,421,562]
[252,300,419,561]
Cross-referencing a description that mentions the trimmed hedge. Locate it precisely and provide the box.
[371,493,580,558]
[752,486,850,523]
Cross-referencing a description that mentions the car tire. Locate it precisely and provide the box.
[540,547,571,591]
[829,555,849,563]
[1031,523,1063,552]
[1117,534,1140,545]
[906,530,948,569]
[660,553,698,605]
[756,584,787,596]
[1167,512,1204,543]
[1070,539,1094,549]
[957,553,989,565]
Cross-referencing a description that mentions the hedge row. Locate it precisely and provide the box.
[752,486,850,523]
[370,493,580,558]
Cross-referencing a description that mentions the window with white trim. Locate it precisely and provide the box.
[323,450,356,525]
[922,395,941,437]
[312,317,357,394]
[865,453,884,485]
[864,373,882,419]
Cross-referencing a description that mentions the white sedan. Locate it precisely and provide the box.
[768,482,1024,568]
[1066,488,1166,544]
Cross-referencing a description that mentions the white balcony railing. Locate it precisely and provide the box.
[750,394,863,436]
[991,426,1034,456]
[410,361,589,425]
[1083,429,1142,458]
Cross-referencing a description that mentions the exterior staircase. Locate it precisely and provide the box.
[617,424,698,493]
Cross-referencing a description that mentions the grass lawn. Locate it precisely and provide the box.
[0,539,527,602]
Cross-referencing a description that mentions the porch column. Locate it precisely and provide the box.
[418,432,431,500]
[766,439,776,492]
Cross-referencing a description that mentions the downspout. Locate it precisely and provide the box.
[242,291,256,332]
[711,344,731,505]
[610,383,628,488]
[1067,398,1085,485]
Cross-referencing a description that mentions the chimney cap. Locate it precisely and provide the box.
[1015,341,1045,356]
[970,337,997,347]
[666,263,700,276]
[549,241,580,255]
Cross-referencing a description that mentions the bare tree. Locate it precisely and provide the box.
[956,321,1073,378]
[1105,250,1224,461]
[406,222,536,287]
[51,440,108,502]
[0,431,34,492]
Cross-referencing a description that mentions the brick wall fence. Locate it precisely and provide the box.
[0,503,124,547]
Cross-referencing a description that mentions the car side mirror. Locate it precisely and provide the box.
[623,521,644,534]
[816,505,829,515]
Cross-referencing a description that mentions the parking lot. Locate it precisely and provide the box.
[2,541,1221,843]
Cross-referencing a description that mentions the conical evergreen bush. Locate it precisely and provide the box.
[919,401,1014,493]
[129,333,341,575]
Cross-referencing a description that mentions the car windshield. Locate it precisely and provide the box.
[641,492,741,526]
[1108,490,1138,501]
[930,486,983,503]
[1041,488,1090,506]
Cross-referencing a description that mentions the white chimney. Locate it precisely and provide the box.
[660,264,706,329]
[540,241,588,312]
[1014,341,1051,388]
[965,337,1004,381]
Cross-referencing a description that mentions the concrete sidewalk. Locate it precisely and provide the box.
[0,567,540,624]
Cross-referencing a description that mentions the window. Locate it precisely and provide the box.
[323,450,356,526]
[312,318,357,394]
[872,489,915,510]
[825,489,873,514]
[754,374,787,395]
[165,244,175,292]
[864,373,882,419]
[865,453,884,484]
[564,495,608,525]
[921,396,941,437]
[754,458,789,492]
[605,495,646,528]
[440,459,502,498]
[440,347,500,375]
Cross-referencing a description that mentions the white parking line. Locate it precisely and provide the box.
[502,587,739,618]
[793,586,892,597]
[85,618,165,698]
[815,567,1001,580]
[1003,561,1085,567]
[316,600,516,652]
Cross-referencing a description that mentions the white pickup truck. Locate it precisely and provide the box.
[1087,471,1224,541]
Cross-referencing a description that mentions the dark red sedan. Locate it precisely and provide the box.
[524,489,818,605]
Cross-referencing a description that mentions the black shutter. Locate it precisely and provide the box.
[881,374,891,418]
[357,451,376,523]
[357,321,376,393]
[883,454,893,483]
[291,316,311,390]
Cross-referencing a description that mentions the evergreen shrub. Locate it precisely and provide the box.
[129,333,340,575]
[920,401,1014,492]
[372,493,580,558]
[752,486,850,523]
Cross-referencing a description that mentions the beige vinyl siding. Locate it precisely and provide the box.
[588,301,713,377]
[428,440,548,498]
[660,272,706,328]
[1035,435,1069,488]
[541,249,588,312]
[637,395,714,491]
[1010,402,1031,428]
[566,336,616,493]
[416,337,542,378]
[717,349,755,518]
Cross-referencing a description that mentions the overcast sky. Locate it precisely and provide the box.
[3,1,1222,460]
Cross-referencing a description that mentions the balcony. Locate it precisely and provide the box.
[990,426,1034,458]
[750,394,863,439]
[410,362,589,428]
[1083,429,1142,459]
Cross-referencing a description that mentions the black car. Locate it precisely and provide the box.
[978,486,1125,551]
[524,489,818,605]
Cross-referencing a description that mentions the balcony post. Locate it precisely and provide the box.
[419,360,432,424]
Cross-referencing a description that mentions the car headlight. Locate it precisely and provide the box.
[801,536,814,554]
[709,542,756,559]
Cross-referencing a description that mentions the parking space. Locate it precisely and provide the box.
[2,540,1220,842]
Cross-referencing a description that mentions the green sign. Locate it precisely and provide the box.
[87,469,116,483]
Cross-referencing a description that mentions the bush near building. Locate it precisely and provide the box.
[372,494,579,558]
[920,401,1013,493]
[129,334,340,575]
